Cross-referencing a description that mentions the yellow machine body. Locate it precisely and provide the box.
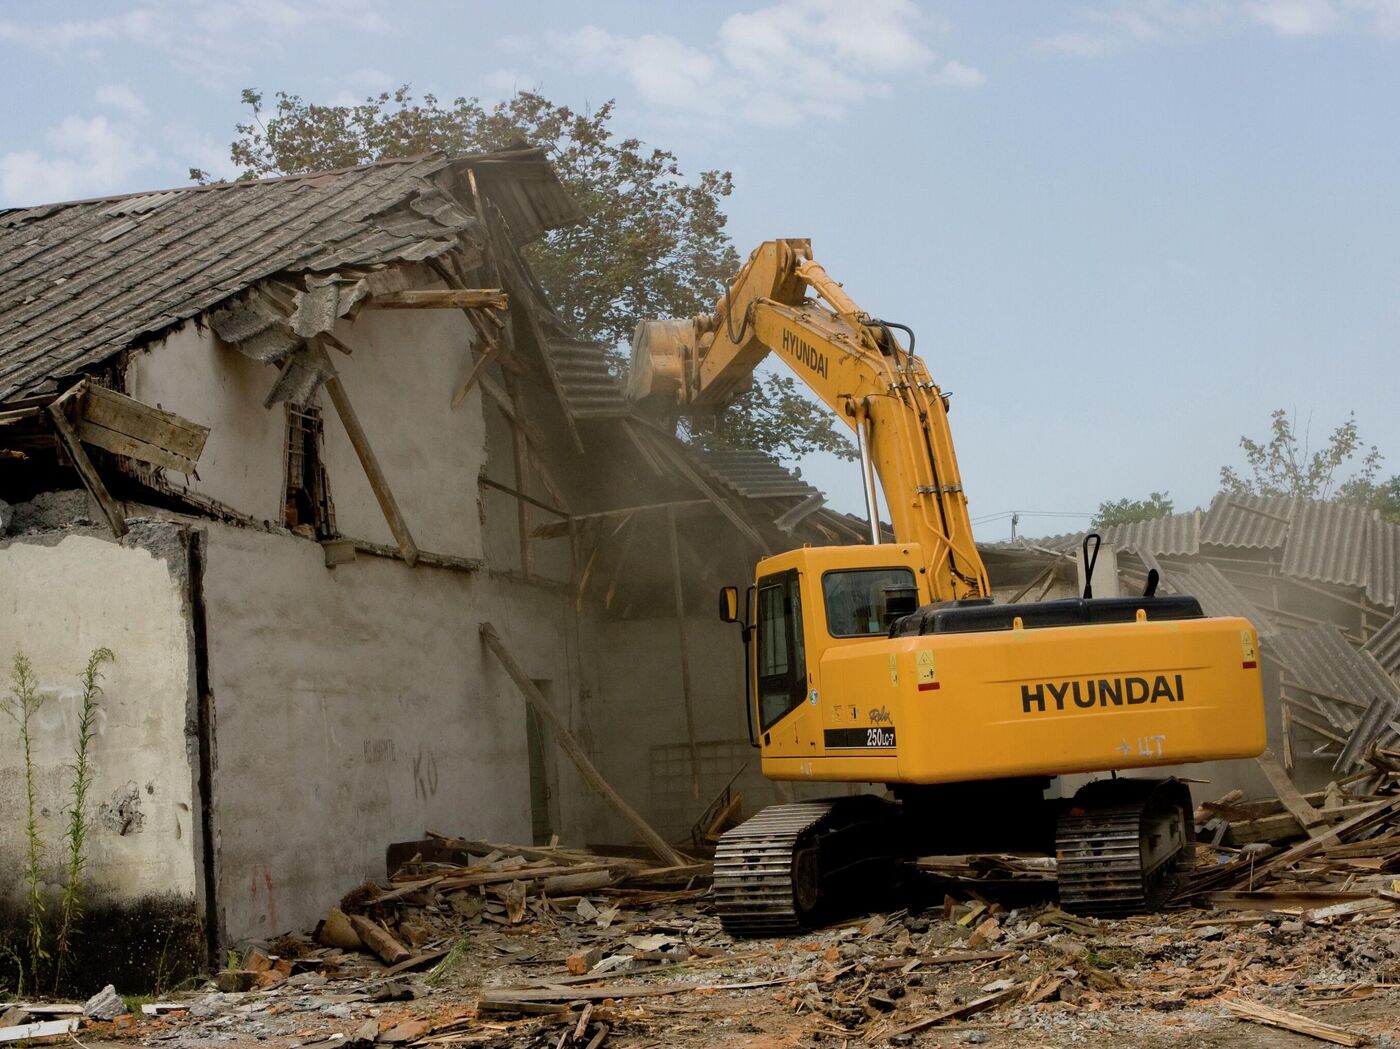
[747,544,1266,785]
[631,239,1266,794]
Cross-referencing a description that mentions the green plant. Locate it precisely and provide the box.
[426,935,471,987]
[0,941,24,997]
[226,948,242,971]
[52,647,114,991]
[4,653,49,988]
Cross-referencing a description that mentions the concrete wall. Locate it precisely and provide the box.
[0,519,202,936]
[198,521,602,941]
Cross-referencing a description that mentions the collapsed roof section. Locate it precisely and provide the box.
[0,151,581,402]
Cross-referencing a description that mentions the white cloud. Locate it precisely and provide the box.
[0,114,156,206]
[935,60,987,88]
[1247,0,1344,34]
[540,0,978,128]
[96,83,150,119]
[0,0,390,86]
[1037,0,1400,55]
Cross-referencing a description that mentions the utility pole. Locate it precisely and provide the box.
[1011,512,1020,540]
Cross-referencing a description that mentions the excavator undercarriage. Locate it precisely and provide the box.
[714,778,1195,936]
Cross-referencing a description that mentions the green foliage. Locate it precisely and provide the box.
[205,86,847,462]
[427,935,471,987]
[214,87,738,351]
[1360,474,1400,524]
[0,941,23,996]
[689,373,858,462]
[52,647,114,991]
[4,654,48,987]
[1220,409,1381,500]
[1092,491,1174,529]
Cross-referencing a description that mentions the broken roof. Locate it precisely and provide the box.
[0,149,580,401]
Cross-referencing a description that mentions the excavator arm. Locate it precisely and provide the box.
[629,239,988,601]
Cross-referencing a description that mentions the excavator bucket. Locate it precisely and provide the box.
[626,317,697,406]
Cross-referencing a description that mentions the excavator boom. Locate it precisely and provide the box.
[630,239,988,601]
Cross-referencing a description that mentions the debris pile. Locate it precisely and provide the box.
[13,770,1400,1048]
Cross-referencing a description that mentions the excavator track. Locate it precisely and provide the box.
[1056,779,1192,917]
[714,798,900,937]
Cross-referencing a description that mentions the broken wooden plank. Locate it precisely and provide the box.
[668,505,702,802]
[347,914,412,965]
[504,371,533,577]
[478,973,807,1006]
[0,1017,79,1043]
[479,476,568,518]
[435,862,617,891]
[480,621,688,868]
[369,289,508,311]
[315,339,419,566]
[450,334,504,409]
[532,500,712,540]
[47,388,127,537]
[1225,795,1400,889]
[77,382,208,472]
[1256,749,1329,835]
[886,985,1023,1037]
[1218,995,1366,1046]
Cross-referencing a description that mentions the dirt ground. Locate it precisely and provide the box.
[57,888,1400,1049]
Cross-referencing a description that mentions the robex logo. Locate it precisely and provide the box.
[782,327,829,380]
[1020,675,1185,714]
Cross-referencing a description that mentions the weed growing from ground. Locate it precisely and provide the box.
[52,647,114,991]
[4,653,49,987]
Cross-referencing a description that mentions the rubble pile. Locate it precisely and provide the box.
[11,778,1400,1048]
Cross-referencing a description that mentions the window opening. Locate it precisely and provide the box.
[284,403,337,539]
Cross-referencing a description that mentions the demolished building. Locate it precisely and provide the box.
[0,150,864,979]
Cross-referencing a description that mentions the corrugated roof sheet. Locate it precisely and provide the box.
[1199,493,1296,550]
[545,337,631,418]
[1000,512,1198,559]
[1101,512,1201,557]
[1269,623,1400,715]
[1368,520,1400,610]
[1159,561,1276,637]
[692,446,821,501]
[1280,498,1374,589]
[0,149,579,401]
[1363,610,1400,678]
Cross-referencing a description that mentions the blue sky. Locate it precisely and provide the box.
[3,0,1397,540]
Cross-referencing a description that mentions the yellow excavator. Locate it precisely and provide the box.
[628,240,1266,933]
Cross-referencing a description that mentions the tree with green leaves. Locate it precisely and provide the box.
[1219,409,1381,500]
[201,87,852,462]
[1092,491,1174,528]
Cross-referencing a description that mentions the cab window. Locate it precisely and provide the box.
[755,570,806,730]
[822,567,918,637]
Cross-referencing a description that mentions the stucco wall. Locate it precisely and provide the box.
[199,522,601,941]
[0,523,200,908]
[126,307,487,562]
[126,322,286,524]
[321,308,484,561]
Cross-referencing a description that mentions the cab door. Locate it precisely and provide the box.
[753,569,810,751]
